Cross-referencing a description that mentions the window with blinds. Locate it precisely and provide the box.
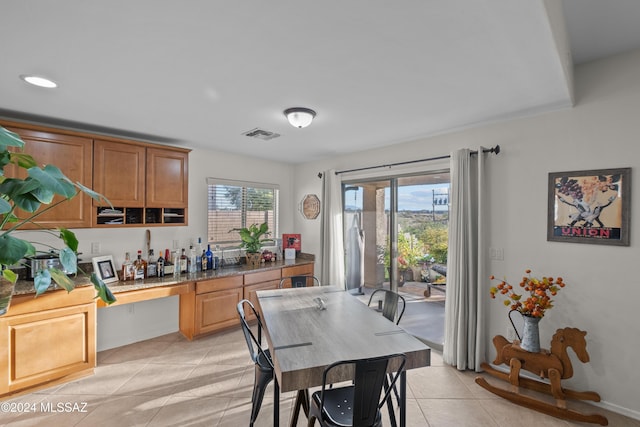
[207,178,279,246]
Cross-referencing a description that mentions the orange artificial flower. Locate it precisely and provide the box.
[489,269,566,318]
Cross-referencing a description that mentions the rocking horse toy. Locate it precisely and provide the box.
[475,327,608,426]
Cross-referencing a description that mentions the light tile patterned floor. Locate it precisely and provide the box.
[1,328,638,427]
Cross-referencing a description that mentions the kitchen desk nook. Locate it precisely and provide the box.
[0,256,314,398]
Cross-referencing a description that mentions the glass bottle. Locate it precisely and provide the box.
[133,250,147,279]
[122,252,133,281]
[201,249,207,271]
[147,248,157,277]
[157,249,165,277]
[180,248,188,273]
[196,237,203,271]
[188,244,197,273]
[206,244,213,270]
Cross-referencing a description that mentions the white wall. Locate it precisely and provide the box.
[292,49,640,419]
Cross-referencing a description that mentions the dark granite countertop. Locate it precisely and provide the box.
[12,254,315,296]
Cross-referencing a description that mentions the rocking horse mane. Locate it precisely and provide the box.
[550,327,589,379]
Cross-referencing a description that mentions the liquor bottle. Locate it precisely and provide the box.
[147,249,157,277]
[206,244,213,270]
[163,248,174,275]
[201,249,207,271]
[195,238,203,271]
[157,249,165,277]
[188,244,197,273]
[179,248,188,273]
[133,250,147,280]
[122,252,133,281]
[172,251,180,276]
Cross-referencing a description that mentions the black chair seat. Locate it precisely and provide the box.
[311,386,382,427]
[307,354,406,427]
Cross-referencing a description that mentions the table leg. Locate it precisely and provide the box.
[274,377,280,426]
[400,370,406,427]
[290,389,309,427]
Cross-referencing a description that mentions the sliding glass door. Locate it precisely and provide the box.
[343,171,450,347]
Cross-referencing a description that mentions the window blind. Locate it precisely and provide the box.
[207,178,279,246]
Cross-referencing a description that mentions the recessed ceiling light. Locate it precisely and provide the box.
[20,75,58,88]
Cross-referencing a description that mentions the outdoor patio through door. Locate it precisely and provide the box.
[343,171,450,348]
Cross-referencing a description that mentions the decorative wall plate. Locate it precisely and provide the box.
[301,194,321,219]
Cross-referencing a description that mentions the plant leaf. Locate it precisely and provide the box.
[49,268,75,292]
[9,152,37,169]
[75,181,112,207]
[0,234,35,265]
[91,272,117,305]
[33,269,52,296]
[0,198,11,214]
[58,228,79,252]
[58,247,77,274]
[0,126,25,150]
[2,268,18,284]
[27,165,77,198]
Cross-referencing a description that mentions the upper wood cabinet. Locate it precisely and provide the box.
[1,120,189,229]
[146,147,189,208]
[2,124,93,229]
[93,139,146,207]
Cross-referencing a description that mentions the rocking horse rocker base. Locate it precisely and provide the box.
[475,328,608,426]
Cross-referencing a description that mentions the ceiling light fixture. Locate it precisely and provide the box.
[284,107,316,128]
[20,74,58,88]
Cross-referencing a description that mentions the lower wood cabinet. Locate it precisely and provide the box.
[0,288,96,396]
[194,288,243,336]
[244,269,281,321]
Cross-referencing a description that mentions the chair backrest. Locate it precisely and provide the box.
[278,275,320,288]
[367,289,406,325]
[319,353,406,427]
[236,299,272,367]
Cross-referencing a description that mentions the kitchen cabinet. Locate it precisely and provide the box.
[93,139,146,206]
[1,122,93,229]
[243,269,281,320]
[93,143,189,227]
[0,286,96,396]
[281,263,316,287]
[179,262,313,339]
[193,276,243,336]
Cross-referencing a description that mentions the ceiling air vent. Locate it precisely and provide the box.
[242,128,281,141]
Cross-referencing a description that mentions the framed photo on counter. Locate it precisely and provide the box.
[92,255,119,283]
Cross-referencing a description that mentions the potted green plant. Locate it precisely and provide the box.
[231,222,271,268]
[0,125,116,315]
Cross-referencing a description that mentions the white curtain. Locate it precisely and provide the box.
[321,170,346,289]
[443,148,487,371]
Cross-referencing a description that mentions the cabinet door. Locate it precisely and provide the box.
[146,147,189,208]
[4,126,93,229]
[93,139,145,206]
[0,303,96,395]
[194,288,242,335]
[244,280,280,320]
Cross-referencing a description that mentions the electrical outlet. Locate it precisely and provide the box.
[173,239,179,249]
[91,242,100,254]
[127,304,135,315]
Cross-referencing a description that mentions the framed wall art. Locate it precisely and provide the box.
[547,167,631,246]
[92,255,119,283]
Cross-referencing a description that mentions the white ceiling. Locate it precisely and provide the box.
[2,1,640,164]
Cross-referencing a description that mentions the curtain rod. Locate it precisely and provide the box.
[332,144,500,176]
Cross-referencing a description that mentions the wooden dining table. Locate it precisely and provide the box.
[256,285,431,427]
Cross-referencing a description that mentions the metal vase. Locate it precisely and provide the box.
[520,315,541,353]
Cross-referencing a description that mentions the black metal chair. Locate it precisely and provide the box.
[237,299,274,427]
[366,289,406,425]
[278,275,320,288]
[307,353,407,427]
[367,288,406,325]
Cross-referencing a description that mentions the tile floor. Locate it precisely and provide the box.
[1,328,638,427]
